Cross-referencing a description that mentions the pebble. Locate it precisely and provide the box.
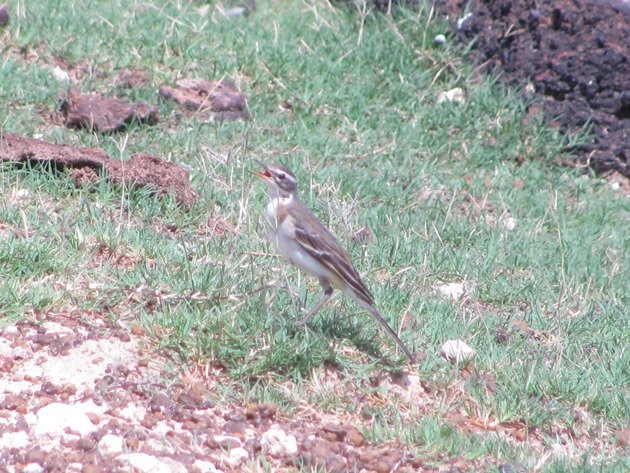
[0,431,30,450]
[23,464,43,473]
[32,403,98,438]
[441,339,476,363]
[116,453,172,473]
[434,34,446,45]
[98,434,124,455]
[51,66,70,83]
[261,425,298,457]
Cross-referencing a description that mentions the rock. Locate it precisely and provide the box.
[51,66,70,84]
[23,464,43,473]
[116,453,172,473]
[32,403,98,438]
[501,217,517,230]
[0,430,29,449]
[218,447,249,467]
[66,463,82,473]
[194,460,220,473]
[208,434,242,449]
[434,34,446,45]
[433,281,467,301]
[441,339,476,363]
[437,87,465,104]
[261,425,298,457]
[617,428,630,448]
[99,434,124,455]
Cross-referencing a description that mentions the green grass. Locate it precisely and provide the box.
[1,0,628,470]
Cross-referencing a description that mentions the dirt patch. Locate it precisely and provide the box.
[0,132,197,206]
[0,312,490,473]
[159,78,251,121]
[112,69,151,89]
[434,0,630,178]
[59,90,159,133]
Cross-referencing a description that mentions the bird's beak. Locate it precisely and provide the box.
[252,159,272,181]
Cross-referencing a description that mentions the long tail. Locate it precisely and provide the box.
[355,296,415,362]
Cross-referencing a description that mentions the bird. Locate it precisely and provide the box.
[253,160,415,362]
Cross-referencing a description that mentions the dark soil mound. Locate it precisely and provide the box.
[435,0,630,177]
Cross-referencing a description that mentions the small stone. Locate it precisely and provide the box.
[375,459,392,473]
[32,403,98,438]
[437,87,465,104]
[441,339,476,363]
[219,447,248,467]
[99,434,124,455]
[0,430,29,450]
[66,463,83,473]
[116,453,171,473]
[617,428,630,448]
[433,281,467,300]
[130,325,145,336]
[261,424,298,457]
[194,460,219,473]
[23,464,43,473]
[346,427,364,447]
[494,328,509,344]
[434,34,446,45]
[502,217,517,231]
[208,434,242,449]
[51,66,70,83]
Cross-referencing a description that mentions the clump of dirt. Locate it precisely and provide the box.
[159,78,251,121]
[112,69,151,89]
[59,90,159,133]
[434,0,630,178]
[0,132,197,206]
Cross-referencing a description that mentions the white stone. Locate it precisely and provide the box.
[211,434,242,448]
[0,431,30,450]
[160,458,188,473]
[261,425,298,457]
[99,434,124,455]
[32,403,97,438]
[66,463,83,473]
[194,460,220,473]
[437,87,465,104]
[116,453,172,473]
[433,282,466,301]
[226,447,249,466]
[434,34,446,45]
[23,464,44,473]
[502,217,517,231]
[441,339,476,363]
[118,404,146,423]
[51,66,70,83]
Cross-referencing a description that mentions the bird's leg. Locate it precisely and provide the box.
[293,278,334,327]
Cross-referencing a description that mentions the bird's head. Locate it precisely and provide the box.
[253,160,298,196]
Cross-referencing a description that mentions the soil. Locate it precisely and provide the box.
[158,78,251,122]
[0,132,197,206]
[59,90,159,133]
[434,0,630,178]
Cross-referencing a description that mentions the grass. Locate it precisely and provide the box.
[1,0,628,470]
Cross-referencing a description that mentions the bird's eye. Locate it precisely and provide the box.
[277,173,286,180]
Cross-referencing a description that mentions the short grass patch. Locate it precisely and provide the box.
[1,0,628,470]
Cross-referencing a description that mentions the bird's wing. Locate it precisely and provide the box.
[292,203,374,304]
